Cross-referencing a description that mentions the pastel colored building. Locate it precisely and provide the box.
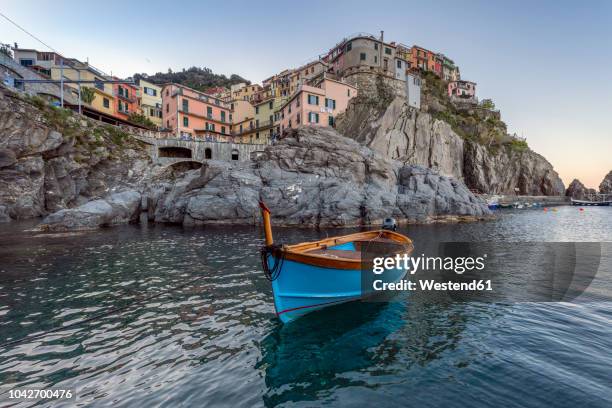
[448,80,477,100]
[162,83,232,140]
[13,47,115,116]
[288,60,328,95]
[137,79,162,127]
[230,99,256,142]
[113,80,139,120]
[409,46,434,73]
[230,83,262,101]
[439,54,460,81]
[251,97,282,144]
[279,77,357,134]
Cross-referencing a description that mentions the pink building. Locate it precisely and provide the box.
[279,77,357,134]
[448,80,477,100]
[162,83,232,140]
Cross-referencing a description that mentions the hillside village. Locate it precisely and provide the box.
[2,32,480,149]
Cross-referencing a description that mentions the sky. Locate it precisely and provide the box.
[1,0,610,188]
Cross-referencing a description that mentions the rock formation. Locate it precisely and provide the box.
[599,170,612,194]
[39,190,142,231]
[565,179,596,200]
[0,89,151,222]
[142,127,490,228]
[336,74,565,196]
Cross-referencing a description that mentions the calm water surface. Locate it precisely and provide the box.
[0,206,611,407]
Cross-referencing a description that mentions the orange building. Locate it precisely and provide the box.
[410,45,442,76]
[113,81,139,120]
[161,83,232,140]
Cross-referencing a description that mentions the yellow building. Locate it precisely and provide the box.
[137,79,162,127]
[49,60,115,116]
[252,97,282,144]
[230,83,262,102]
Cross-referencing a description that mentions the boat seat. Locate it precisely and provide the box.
[308,249,363,260]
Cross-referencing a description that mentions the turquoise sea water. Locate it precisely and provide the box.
[0,206,611,407]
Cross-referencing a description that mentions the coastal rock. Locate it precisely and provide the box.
[464,141,565,195]
[336,82,564,196]
[565,179,596,200]
[599,170,612,194]
[39,190,142,231]
[148,126,490,227]
[337,96,465,179]
[0,89,151,221]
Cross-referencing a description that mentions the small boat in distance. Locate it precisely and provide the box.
[258,201,414,323]
[571,197,611,206]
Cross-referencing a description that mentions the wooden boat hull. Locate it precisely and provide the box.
[264,231,413,323]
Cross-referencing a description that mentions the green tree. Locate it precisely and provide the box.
[480,98,495,110]
[80,87,96,105]
[127,112,156,130]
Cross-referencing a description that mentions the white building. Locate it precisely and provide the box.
[406,72,421,109]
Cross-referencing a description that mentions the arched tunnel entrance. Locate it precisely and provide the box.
[159,146,193,158]
[166,160,203,175]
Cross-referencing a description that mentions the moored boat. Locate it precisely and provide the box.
[258,202,414,323]
[570,198,611,206]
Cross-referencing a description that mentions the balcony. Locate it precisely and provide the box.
[114,90,136,103]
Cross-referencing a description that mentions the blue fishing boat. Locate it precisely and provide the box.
[259,202,414,323]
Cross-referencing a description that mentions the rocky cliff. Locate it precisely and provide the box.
[336,73,565,196]
[39,126,490,231]
[0,89,151,222]
[599,170,612,194]
[148,127,489,228]
[565,179,596,200]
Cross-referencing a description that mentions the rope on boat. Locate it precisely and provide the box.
[260,244,285,281]
[0,273,208,349]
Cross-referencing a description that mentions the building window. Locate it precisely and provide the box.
[103,98,110,108]
[307,94,319,105]
[328,115,334,126]
[255,106,259,114]
[347,89,351,97]
[385,47,392,55]
[221,126,226,134]
[346,42,352,52]
[205,148,212,159]
[144,87,157,96]
[374,56,378,64]
[19,59,34,67]
[183,116,189,127]
[269,101,273,109]
[374,43,378,50]
[221,111,226,122]
[397,60,402,68]
[296,113,300,124]
[360,53,366,61]
[288,104,291,114]
[166,103,169,113]
[167,120,170,127]
[256,132,260,139]
[308,112,319,123]
[207,106,213,118]
[182,99,188,112]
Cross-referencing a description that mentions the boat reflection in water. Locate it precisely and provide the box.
[256,299,403,406]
